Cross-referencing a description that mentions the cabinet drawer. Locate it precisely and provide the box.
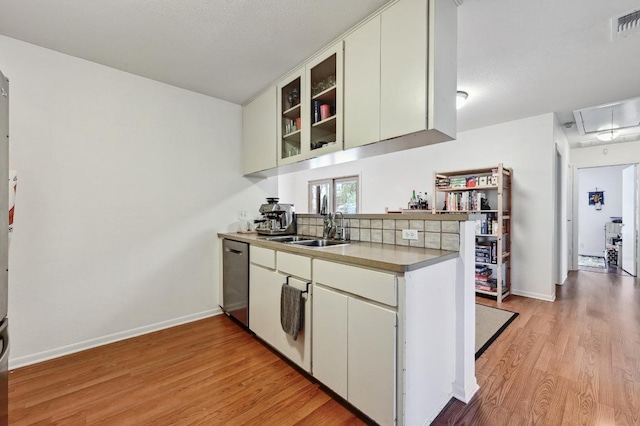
[277,252,311,281]
[314,260,397,307]
[250,246,275,269]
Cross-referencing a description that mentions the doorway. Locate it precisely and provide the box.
[575,164,637,276]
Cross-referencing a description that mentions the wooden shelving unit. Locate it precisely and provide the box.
[433,164,512,302]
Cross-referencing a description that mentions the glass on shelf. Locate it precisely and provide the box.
[286,89,299,109]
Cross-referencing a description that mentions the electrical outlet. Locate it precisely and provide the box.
[402,229,418,240]
[238,210,248,220]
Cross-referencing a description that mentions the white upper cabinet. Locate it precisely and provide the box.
[380,0,428,140]
[242,86,277,174]
[380,0,456,142]
[244,0,457,175]
[344,16,381,149]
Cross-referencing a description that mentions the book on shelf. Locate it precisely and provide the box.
[475,241,498,264]
[473,212,499,235]
[475,280,507,293]
[444,191,487,211]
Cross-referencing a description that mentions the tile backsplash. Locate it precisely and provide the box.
[296,213,464,251]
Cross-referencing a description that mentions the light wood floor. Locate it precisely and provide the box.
[434,270,640,425]
[9,269,640,425]
[8,316,365,425]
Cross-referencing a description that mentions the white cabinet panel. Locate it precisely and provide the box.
[314,259,397,306]
[248,264,281,344]
[243,87,277,174]
[380,0,427,140]
[348,297,397,426]
[250,246,275,269]
[272,276,311,371]
[277,251,311,281]
[344,16,381,149]
[250,265,311,372]
[312,285,348,399]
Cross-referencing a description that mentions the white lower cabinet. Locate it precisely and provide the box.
[311,285,348,399]
[249,264,282,344]
[347,297,396,426]
[313,260,397,425]
[249,249,311,372]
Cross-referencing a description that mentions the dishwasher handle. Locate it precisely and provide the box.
[225,247,244,255]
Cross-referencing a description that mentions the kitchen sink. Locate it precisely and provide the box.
[264,235,316,243]
[289,239,350,247]
[264,235,351,247]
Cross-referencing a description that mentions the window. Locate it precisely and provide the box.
[309,175,359,214]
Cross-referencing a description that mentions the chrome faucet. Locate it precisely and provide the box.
[322,213,335,239]
[322,211,347,240]
[334,211,345,240]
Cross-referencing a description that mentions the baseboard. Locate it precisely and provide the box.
[452,379,479,403]
[9,308,222,369]
[510,289,556,302]
[424,392,455,425]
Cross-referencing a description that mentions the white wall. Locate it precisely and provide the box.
[577,166,624,257]
[279,113,558,301]
[0,36,277,367]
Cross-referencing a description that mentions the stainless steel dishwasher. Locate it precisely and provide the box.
[221,239,249,327]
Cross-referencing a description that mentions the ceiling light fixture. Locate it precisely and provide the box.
[456,91,468,109]
[596,110,619,142]
[596,130,619,142]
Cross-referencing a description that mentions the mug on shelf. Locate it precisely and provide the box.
[320,104,330,120]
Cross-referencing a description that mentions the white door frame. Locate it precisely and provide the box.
[621,165,637,276]
[571,162,639,273]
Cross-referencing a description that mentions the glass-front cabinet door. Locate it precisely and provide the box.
[277,67,306,165]
[306,41,343,157]
[277,42,343,166]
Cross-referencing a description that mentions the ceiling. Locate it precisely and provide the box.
[1,0,639,147]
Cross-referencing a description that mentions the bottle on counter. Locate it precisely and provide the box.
[409,190,418,209]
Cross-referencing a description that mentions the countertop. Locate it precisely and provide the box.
[218,232,459,273]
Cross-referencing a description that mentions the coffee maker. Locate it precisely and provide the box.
[255,198,297,236]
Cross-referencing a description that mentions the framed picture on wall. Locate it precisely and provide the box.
[588,191,604,209]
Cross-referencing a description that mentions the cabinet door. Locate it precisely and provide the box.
[277,251,311,281]
[344,15,381,149]
[380,0,427,141]
[312,285,348,399]
[277,67,306,166]
[248,264,282,346]
[272,276,311,372]
[348,297,397,426]
[242,86,277,174]
[305,41,344,158]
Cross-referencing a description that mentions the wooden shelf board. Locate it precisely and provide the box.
[436,166,512,177]
[312,85,336,102]
[312,115,337,128]
[436,209,499,213]
[282,129,301,141]
[435,185,500,192]
[475,288,510,297]
[475,261,498,267]
[283,104,301,118]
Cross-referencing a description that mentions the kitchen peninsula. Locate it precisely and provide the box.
[218,214,478,425]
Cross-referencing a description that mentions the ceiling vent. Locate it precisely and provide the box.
[612,9,640,39]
